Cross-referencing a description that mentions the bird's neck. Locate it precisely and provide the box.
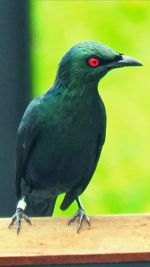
[52,77,100,99]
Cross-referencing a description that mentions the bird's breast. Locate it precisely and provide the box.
[26,95,106,195]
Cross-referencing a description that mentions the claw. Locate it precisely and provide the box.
[68,211,78,225]
[8,214,17,229]
[22,213,32,225]
[68,208,90,233]
[9,208,31,234]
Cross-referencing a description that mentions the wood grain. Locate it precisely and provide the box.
[1,215,150,266]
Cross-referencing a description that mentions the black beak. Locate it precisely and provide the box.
[106,55,143,69]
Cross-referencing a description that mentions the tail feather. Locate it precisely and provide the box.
[60,191,76,210]
[26,196,57,216]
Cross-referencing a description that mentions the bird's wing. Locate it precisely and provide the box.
[16,98,41,200]
[60,135,104,210]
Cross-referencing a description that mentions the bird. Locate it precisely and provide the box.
[9,41,143,233]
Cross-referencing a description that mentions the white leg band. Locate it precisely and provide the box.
[17,197,27,210]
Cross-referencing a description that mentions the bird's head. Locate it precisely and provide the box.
[55,41,143,89]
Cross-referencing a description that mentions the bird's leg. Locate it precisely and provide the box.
[9,196,31,234]
[68,197,90,233]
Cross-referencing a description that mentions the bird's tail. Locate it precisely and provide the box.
[60,191,76,211]
[26,196,57,216]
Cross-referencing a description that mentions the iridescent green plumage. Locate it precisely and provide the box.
[9,41,142,233]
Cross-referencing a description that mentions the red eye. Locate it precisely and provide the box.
[88,57,100,67]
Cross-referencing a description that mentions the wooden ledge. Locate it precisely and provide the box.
[0,214,150,266]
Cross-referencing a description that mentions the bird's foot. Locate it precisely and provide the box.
[68,208,90,233]
[9,208,31,234]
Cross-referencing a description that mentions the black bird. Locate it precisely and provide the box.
[9,41,143,233]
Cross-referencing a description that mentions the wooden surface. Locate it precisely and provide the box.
[0,215,150,266]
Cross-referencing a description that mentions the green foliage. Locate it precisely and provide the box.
[30,1,150,216]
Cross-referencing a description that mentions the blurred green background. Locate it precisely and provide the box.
[30,0,150,217]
